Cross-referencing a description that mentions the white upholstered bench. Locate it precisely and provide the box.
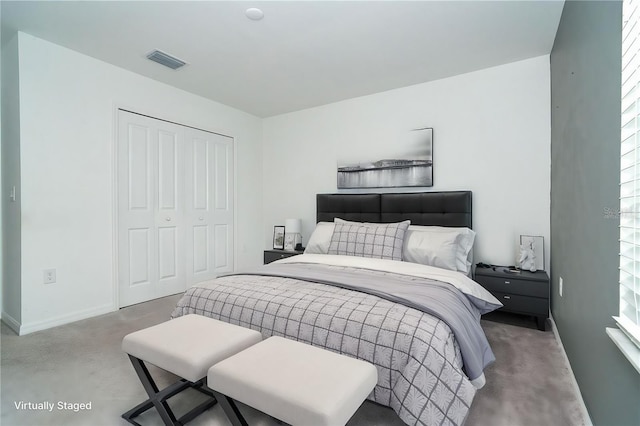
[121,314,262,426]
[208,336,378,426]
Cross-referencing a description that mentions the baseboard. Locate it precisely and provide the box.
[1,311,21,334]
[549,314,593,426]
[18,303,115,335]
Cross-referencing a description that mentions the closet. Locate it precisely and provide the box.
[117,110,234,307]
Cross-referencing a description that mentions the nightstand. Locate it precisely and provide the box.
[263,249,303,264]
[474,266,550,331]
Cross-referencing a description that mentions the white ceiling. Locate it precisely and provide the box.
[1,1,564,118]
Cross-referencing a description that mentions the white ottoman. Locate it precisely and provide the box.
[121,314,262,426]
[208,336,378,426]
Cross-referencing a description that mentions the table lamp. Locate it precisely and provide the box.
[284,218,302,251]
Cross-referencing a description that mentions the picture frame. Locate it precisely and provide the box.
[273,226,285,250]
[520,235,544,270]
[337,127,433,189]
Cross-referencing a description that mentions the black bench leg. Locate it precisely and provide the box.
[123,355,217,426]
[126,355,179,426]
[122,398,154,423]
[210,390,248,426]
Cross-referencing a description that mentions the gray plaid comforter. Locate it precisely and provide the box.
[172,265,479,426]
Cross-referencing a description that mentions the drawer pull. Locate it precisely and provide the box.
[503,295,511,300]
[504,281,510,284]
[280,254,286,258]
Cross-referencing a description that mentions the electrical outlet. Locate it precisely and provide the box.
[43,269,56,284]
[559,276,563,297]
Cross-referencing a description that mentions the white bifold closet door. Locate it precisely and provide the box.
[117,110,234,307]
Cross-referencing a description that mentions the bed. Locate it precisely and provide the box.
[171,191,501,426]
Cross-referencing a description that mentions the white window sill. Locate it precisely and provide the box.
[607,327,640,374]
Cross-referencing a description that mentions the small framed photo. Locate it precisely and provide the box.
[520,235,544,270]
[273,226,285,250]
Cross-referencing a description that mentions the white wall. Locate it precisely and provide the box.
[14,32,263,334]
[1,34,22,328]
[6,32,550,334]
[263,56,551,269]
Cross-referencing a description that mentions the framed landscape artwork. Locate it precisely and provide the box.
[337,127,433,189]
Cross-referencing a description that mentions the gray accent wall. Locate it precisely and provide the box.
[550,2,640,425]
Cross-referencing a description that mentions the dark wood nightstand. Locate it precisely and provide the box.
[474,266,550,331]
[263,249,303,264]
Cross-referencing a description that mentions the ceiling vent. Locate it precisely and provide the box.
[146,50,187,70]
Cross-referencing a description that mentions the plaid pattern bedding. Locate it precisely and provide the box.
[328,218,411,260]
[171,267,477,426]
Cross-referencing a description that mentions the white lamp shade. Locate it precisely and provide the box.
[285,219,302,234]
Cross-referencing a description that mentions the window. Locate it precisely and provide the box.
[616,0,640,366]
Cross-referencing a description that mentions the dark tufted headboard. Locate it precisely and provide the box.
[316,191,472,228]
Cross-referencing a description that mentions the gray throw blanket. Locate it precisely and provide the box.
[223,262,495,382]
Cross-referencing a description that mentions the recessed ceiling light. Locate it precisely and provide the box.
[245,8,264,21]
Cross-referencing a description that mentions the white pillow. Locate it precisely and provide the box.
[307,223,476,274]
[304,222,335,254]
[403,226,476,274]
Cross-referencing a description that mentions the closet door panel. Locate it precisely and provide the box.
[185,128,234,284]
[158,130,178,210]
[214,224,230,270]
[119,110,234,305]
[212,140,233,274]
[118,114,158,306]
[118,111,184,307]
[154,126,184,297]
[128,228,152,286]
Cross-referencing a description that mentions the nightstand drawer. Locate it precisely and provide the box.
[492,292,548,316]
[475,275,548,298]
[264,250,302,264]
